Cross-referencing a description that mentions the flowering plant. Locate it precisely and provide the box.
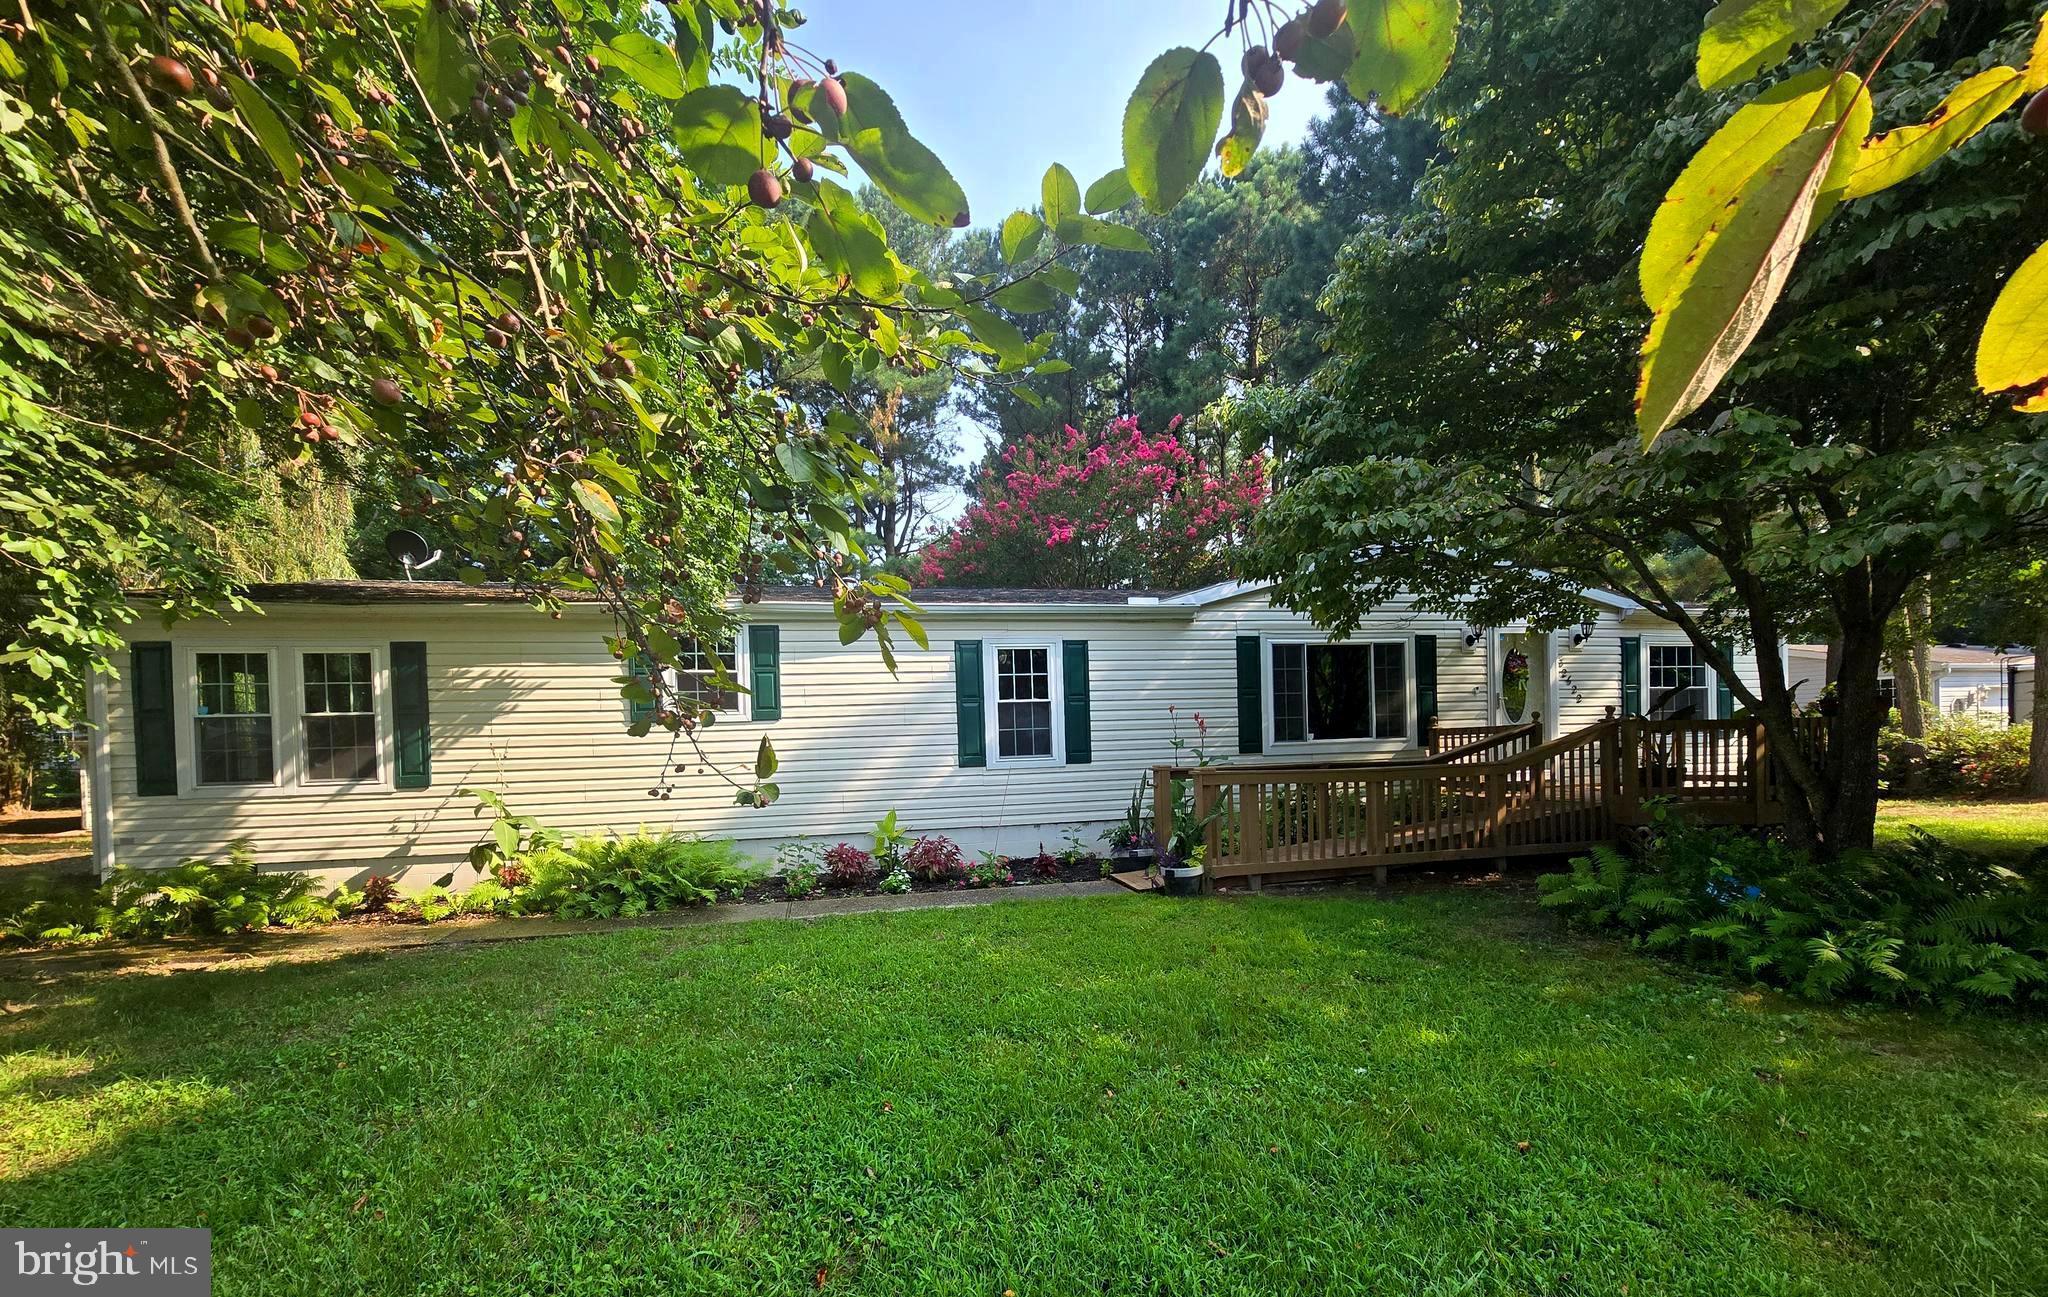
[918,418,1267,588]
[822,843,876,885]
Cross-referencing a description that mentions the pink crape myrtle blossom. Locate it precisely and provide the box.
[918,418,1268,589]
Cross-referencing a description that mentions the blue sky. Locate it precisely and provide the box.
[782,0,1325,222]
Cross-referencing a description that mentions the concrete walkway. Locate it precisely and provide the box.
[0,880,1126,983]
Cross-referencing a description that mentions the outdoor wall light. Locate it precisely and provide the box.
[1462,627,1485,649]
[1570,619,1597,646]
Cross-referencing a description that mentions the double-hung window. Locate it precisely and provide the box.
[676,637,741,714]
[990,645,1058,762]
[194,652,275,785]
[1270,641,1408,743]
[1647,644,1713,719]
[302,651,378,782]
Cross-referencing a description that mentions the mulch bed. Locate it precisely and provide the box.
[736,852,1143,904]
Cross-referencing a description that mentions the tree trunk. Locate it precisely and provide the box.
[1818,627,1888,854]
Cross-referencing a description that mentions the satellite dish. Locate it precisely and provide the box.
[383,529,441,579]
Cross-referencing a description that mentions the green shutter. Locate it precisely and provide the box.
[131,641,177,797]
[1236,635,1263,755]
[1413,634,1438,744]
[1715,639,1736,719]
[391,641,431,789]
[1620,636,1642,717]
[626,653,657,727]
[748,624,782,722]
[1062,639,1091,765]
[955,640,985,768]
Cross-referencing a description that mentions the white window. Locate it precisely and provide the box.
[628,636,746,723]
[1269,640,1409,744]
[194,651,275,785]
[1647,644,1712,719]
[986,644,1062,764]
[301,651,378,783]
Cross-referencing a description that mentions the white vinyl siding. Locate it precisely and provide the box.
[97,594,1769,879]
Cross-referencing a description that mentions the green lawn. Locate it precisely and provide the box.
[3,893,2044,1296]
[1876,797,2048,859]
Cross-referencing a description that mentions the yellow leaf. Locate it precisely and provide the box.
[1842,67,2027,201]
[1977,239,2048,414]
[1696,0,1851,92]
[1641,69,1866,314]
[1637,127,1841,444]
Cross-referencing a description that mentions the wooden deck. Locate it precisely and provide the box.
[1152,713,1826,890]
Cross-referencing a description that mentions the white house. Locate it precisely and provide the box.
[1787,643,2033,723]
[81,580,1765,885]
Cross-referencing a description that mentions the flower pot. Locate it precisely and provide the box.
[1161,863,1204,896]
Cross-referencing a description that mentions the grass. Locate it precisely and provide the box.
[2,892,2044,1295]
[1875,797,2048,860]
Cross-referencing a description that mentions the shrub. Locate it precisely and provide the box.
[96,843,320,938]
[1021,850,1061,879]
[0,874,102,945]
[1880,716,2032,796]
[904,835,965,882]
[966,854,1013,889]
[871,810,912,870]
[360,874,398,914]
[1538,812,2048,1006]
[823,842,877,885]
[528,832,753,919]
[878,866,912,894]
[782,861,820,899]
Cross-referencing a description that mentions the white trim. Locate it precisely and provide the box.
[1262,634,1417,751]
[628,633,752,725]
[982,640,1065,768]
[294,648,387,789]
[1642,640,1719,721]
[177,643,398,798]
[86,668,114,879]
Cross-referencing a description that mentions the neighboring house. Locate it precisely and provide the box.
[1787,643,2033,723]
[81,580,1765,884]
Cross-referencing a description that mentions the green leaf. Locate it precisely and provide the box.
[571,479,620,525]
[812,73,969,227]
[671,85,765,185]
[960,305,1032,368]
[1084,166,1136,214]
[594,32,685,99]
[1217,80,1267,178]
[1291,22,1357,83]
[1000,210,1046,265]
[412,6,478,119]
[753,735,778,781]
[238,23,303,77]
[1041,163,1080,230]
[1636,125,1841,444]
[991,276,1062,314]
[1640,68,1866,314]
[1841,67,2026,201]
[806,179,898,297]
[1060,214,1149,254]
[1697,0,1850,92]
[1121,48,1224,215]
[1344,0,1459,115]
[493,819,519,857]
[225,76,302,186]
[1977,238,2048,413]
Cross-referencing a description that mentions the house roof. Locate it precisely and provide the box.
[134,579,1187,610]
[1788,643,2034,670]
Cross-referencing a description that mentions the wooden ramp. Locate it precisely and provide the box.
[1151,715,1822,892]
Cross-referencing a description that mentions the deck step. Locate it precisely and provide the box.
[1109,869,1160,893]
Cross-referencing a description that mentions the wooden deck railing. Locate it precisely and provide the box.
[1151,712,1831,889]
[1426,719,1541,764]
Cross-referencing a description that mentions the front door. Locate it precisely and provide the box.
[1495,631,1549,731]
